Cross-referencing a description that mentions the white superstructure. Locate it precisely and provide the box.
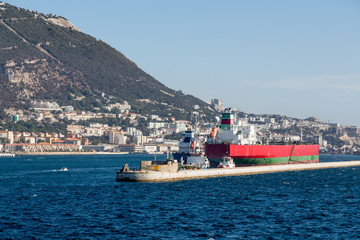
[211,108,258,145]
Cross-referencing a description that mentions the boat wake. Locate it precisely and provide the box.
[46,167,69,172]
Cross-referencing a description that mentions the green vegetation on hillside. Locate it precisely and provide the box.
[0,120,68,134]
[0,3,216,121]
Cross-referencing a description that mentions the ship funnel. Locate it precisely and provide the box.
[220,110,234,130]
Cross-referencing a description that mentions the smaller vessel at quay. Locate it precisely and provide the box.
[173,130,209,169]
[218,157,235,168]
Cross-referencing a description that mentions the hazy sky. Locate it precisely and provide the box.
[5,0,360,126]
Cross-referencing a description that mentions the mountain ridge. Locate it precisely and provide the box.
[0,2,215,120]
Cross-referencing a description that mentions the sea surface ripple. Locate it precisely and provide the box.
[1,154,360,239]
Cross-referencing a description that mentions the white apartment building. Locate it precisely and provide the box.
[29,101,60,111]
[0,130,14,144]
[106,101,131,112]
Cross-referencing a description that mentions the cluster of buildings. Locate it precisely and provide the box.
[2,99,360,155]
[0,124,183,154]
[1,99,200,153]
[0,130,82,152]
[244,114,359,154]
[10,100,133,123]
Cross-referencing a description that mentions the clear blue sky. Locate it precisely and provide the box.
[5,0,360,126]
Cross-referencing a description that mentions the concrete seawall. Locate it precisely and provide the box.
[116,161,360,182]
[15,152,129,156]
[0,153,15,157]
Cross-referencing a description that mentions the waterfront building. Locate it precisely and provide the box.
[118,144,144,153]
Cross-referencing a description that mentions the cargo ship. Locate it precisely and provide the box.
[205,108,319,166]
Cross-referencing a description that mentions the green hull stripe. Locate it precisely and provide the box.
[210,155,319,165]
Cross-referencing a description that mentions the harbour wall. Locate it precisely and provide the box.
[15,151,129,156]
[116,161,360,182]
[0,153,15,157]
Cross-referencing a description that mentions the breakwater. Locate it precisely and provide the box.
[0,153,15,157]
[116,161,360,182]
[14,151,128,156]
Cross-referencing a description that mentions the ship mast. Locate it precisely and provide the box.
[192,111,199,153]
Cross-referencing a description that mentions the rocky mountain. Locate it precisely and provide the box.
[0,2,215,120]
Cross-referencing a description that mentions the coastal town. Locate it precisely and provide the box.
[1,2,360,239]
[1,98,359,155]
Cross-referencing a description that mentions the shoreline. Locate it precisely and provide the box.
[14,151,130,156]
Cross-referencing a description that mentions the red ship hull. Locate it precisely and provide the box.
[205,144,319,166]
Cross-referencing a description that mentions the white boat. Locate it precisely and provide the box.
[218,157,236,168]
[180,154,210,169]
[60,167,68,171]
[174,125,209,169]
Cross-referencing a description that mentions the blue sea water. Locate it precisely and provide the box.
[1,154,360,239]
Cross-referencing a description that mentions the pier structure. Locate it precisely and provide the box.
[116,161,360,182]
[0,153,15,157]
